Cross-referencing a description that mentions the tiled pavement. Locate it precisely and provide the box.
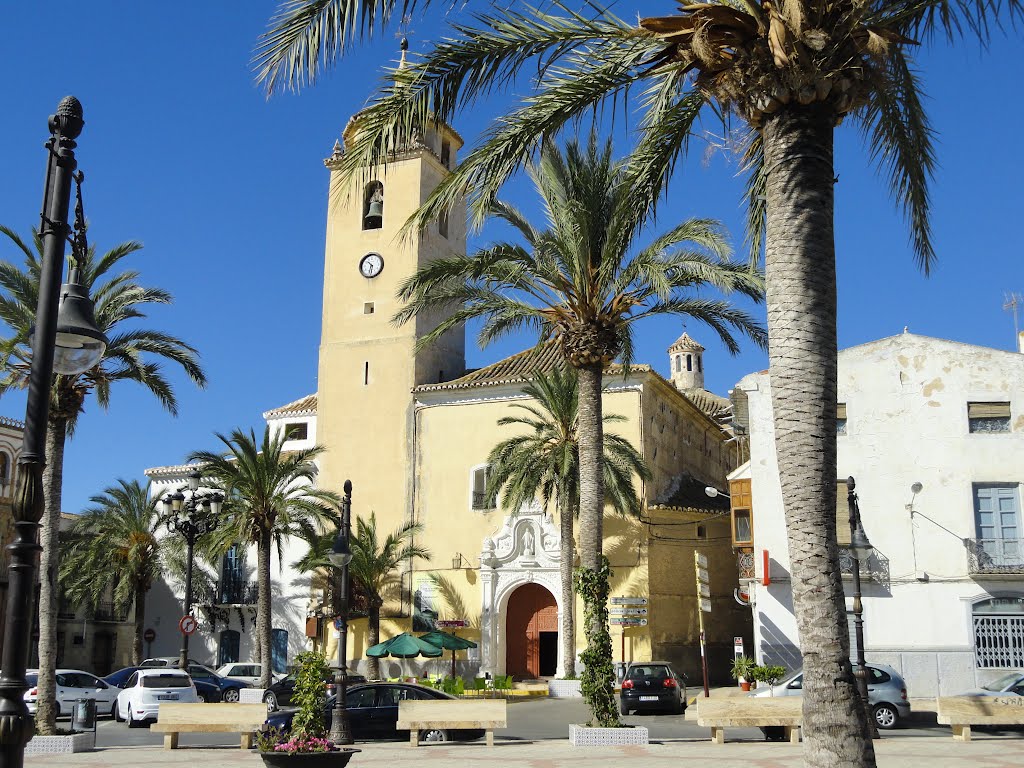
[24,733,1024,768]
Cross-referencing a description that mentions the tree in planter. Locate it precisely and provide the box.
[730,656,757,690]
[189,428,340,688]
[0,225,206,733]
[752,664,789,695]
[256,651,342,756]
[295,512,430,681]
[486,367,650,679]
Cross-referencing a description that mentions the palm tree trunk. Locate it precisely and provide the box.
[761,104,874,767]
[257,528,273,689]
[367,603,381,680]
[576,363,604,570]
[558,493,576,678]
[35,419,67,735]
[133,582,146,666]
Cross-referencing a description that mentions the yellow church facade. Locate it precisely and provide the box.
[304,110,751,682]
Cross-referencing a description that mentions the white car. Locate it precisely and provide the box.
[24,669,120,718]
[115,668,198,726]
[215,662,281,687]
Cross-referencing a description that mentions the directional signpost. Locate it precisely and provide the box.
[695,552,711,697]
[436,620,470,629]
[611,597,649,669]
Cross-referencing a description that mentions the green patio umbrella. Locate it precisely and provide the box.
[365,632,445,659]
[419,630,478,678]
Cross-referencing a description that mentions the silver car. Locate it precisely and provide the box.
[751,663,911,729]
[959,670,1024,697]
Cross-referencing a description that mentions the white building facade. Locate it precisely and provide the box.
[731,332,1024,697]
[142,395,321,670]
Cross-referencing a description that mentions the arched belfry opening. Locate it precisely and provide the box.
[362,181,383,230]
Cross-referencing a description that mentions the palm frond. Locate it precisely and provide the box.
[854,46,937,273]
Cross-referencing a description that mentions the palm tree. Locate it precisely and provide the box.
[254,2,1021,761]
[486,366,650,680]
[188,427,340,688]
[294,512,430,681]
[0,226,206,734]
[395,135,764,723]
[59,480,167,666]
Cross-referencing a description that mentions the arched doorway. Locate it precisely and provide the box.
[505,583,557,679]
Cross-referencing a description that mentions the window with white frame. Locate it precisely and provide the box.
[470,465,496,510]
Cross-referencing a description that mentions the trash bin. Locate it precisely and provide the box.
[71,698,97,733]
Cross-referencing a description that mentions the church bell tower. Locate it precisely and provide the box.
[315,103,467,532]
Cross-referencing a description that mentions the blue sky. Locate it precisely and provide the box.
[0,2,1021,514]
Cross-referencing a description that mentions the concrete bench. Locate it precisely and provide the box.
[150,702,267,750]
[397,699,507,747]
[696,698,803,744]
[936,696,1024,742]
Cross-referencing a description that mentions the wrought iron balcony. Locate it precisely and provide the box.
[216,577,259,605]
[838,547,891,586]
[93,601,129,622]
[965,538,1024,575]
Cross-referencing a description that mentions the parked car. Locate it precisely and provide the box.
[957,671,1024,697]
[24,669,119,718]
[139,656,206,668]
[619,661,687,716]
[215,662,283,687]
[750,663,911,729]
[182,664,251,703]
[263,670,367,711]
[114,668,198,726]
[264,682,485,743]
[105,666,221,703]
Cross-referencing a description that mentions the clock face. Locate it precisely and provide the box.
[359,252,384,278]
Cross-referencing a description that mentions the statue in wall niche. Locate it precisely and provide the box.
[522,527,536,558]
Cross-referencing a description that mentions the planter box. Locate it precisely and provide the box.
[260,748,360,767]
[241,688,267,704]
[25,730,95,755]
[548,680,583,698]
[569,724,648,746]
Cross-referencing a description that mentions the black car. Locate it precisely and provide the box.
[263,671,367,711]
[103,666,223,703]
[264,682,485,743]
[183,664,251,703]
[619,661,686,715]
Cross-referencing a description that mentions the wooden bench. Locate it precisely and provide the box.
[936,696,1024,742]
[397,699,507,747]
[150,702,267,750]
[696,698,803,744]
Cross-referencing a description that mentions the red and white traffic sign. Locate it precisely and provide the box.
[143,628,156,643]
[178,615,198,636]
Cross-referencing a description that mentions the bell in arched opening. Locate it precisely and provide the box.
[363,182,384,230]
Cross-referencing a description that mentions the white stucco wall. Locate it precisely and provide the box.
[736,333,1024,696]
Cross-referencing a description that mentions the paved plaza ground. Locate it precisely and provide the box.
[23,696,1024,767]
[23,733,1024,768]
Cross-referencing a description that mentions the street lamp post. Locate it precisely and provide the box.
[845,476,879,740]
[0,97,108,768]
[161,470,224,669]
[328,480,353,745]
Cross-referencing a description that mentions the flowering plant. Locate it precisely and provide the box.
[272,735,335,754]
[257,652,340,754]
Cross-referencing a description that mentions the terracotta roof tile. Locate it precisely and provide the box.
[263,394,318,418]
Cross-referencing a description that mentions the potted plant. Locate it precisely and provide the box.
[730,656,756,692]
[750,664,787,696]
[256,651,360,767]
